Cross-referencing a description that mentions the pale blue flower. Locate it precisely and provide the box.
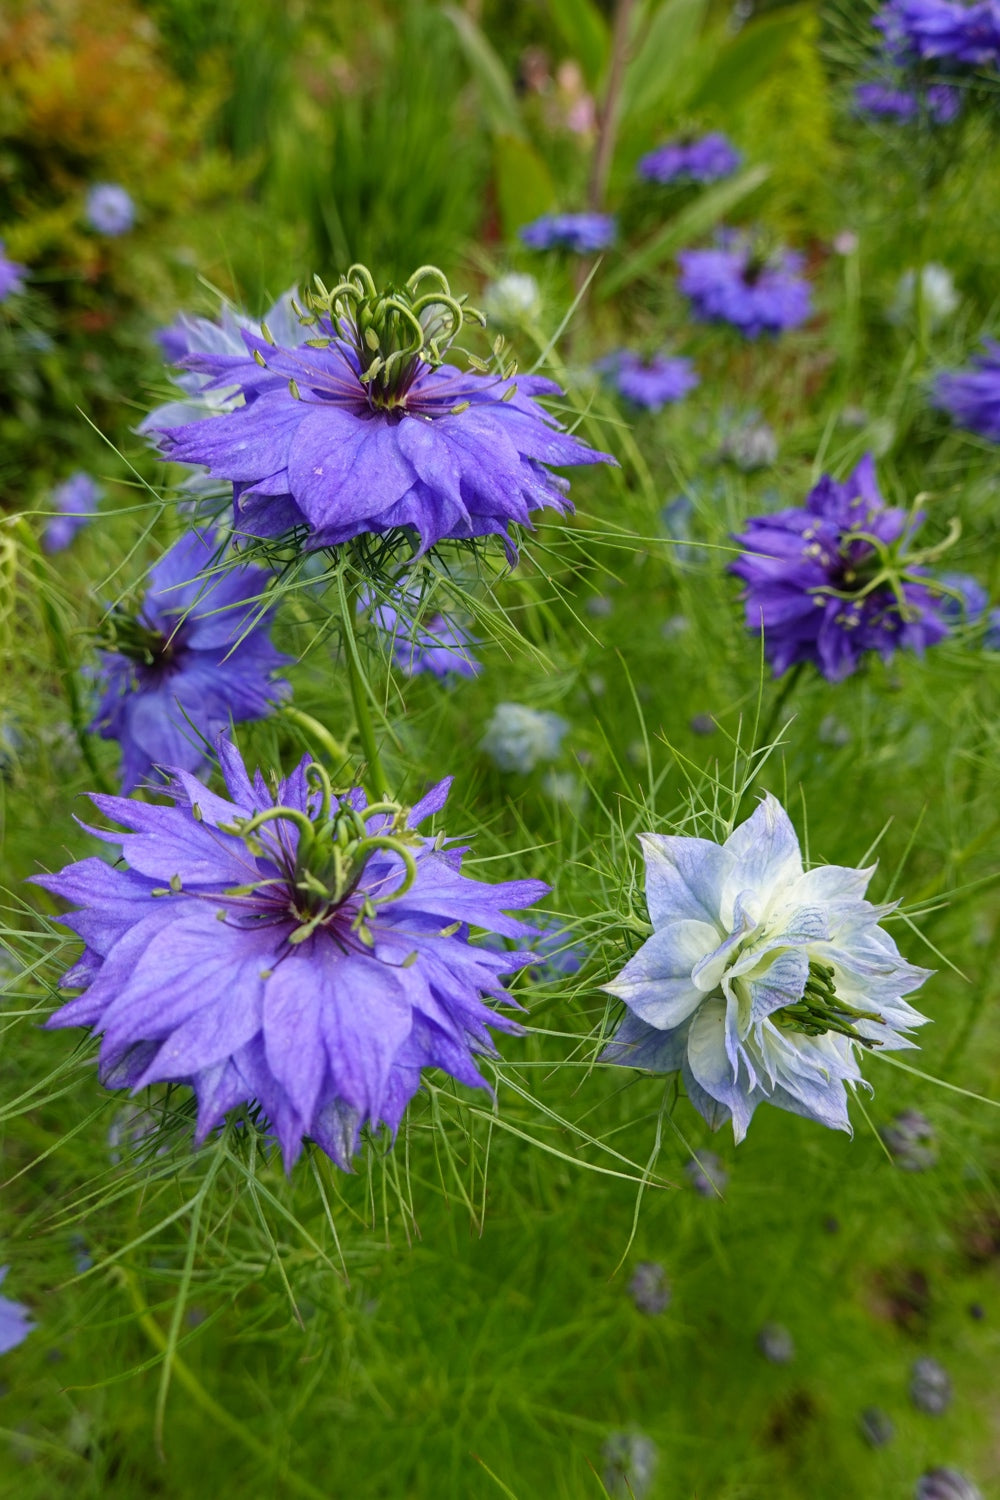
[0,1268,33,1354]
[85,183,135,236]
[481,703,568,773]
[601,795,932,1141]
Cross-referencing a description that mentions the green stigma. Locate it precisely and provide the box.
[774,960,884,1047]
[220,762,424,948]
[296,263,498,411]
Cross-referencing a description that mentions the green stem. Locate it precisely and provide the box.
[336,572,389,798]
[281,706,352,769]
[737,663,806,820]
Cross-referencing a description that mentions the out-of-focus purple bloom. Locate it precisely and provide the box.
[90,528,290,793]
[365,588,480,679]
[934,571,989,623]
[637,132,742,185]
[34,742,549,1170]
[42,472,100,554]
[0,242,26,302]
[0,1269,33,1355]
[685,1150,729,1196]
[677,235,812,339]
[481,702,568,772]
[519,212,617,253]
[628,1261,671,1314]
[596,350,699,411]
[880,1107,938,1168]
[730,455,950,680]
[602,1432,658,1500]
[720,415,778,471]
[891,264,960,328]
[757,1322,795,1363]
[875,0,1000,67]
[934,341,1000,440]
[911,1355,952,1414]
[601,794,932,1141]
[854,80,962,122]
[151,267,614,559]
[915,1470,983,1500]
[477,913,586,983]
[85,183,135,236]
[984,606,1000,649]
[859,1406,896,1447]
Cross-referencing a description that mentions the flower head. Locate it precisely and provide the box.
[481,702,568,773]
[365,587,480,679]
[933,340,1000,440]
[0,1268,33,1355]
[518,212,617,253]
[854,80,962,123]
[730,455,950,680]
[596,350,699,411]
[42,471,100,554]
[0,242,26,302]
[874,0,1000,67]
[891,264,960,327]
[934,570,989,624]
[90,529,290,792]
[601,795,932,1142]
[637,132,742,185]
[152,265,613,559]
[35,742,549,1169]
[601,1432,658,1500]
[482,273,542,327]
[916,1470,983,1500]
[911,1355,952,1414]
[720,415,778,471]
[677,235,811,339]
[85,183,136,236]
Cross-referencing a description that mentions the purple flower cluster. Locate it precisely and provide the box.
[596,350,699,411]
[933,340,1000,440]
[91,529,289,792]
[366,588,480,680]
[875,0,1000,68]
[42,471,100,554]
[730,455,949,680]
[0,242,26,302]
[677,236,812,339]
[854,80,962,122]
[637,133,742,185]
[35,742,548,1169]
[151,268,613,560]
[518,212,617,253]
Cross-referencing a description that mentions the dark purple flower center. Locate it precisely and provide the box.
[105,608,183,672]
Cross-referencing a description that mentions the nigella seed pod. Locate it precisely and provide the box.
[757,1323,795,1364]
[628,1262,671,1315]
[910,1356,952,1415]
[915,1469,983,1500]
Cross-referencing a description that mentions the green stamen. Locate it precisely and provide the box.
[774,960,885,1046]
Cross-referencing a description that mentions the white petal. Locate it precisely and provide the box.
[639,832,729,928]
[720,795,803,925]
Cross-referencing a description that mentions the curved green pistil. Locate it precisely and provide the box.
[774,960,884,1046]
[219,762,422,946]
[101,608,175,667]
[296,262,494,411]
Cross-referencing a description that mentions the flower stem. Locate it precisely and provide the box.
[336,571,390,798]
[737,662,806,819]
[281,706,352,770]
[587,0,635,212]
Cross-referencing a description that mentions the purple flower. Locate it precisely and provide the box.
[854,80,961,121]
[934,570,989,623]
[984,606,1000,649]
[152,266,614,559]
[677,236,812,339]
[730,455,949,680]
[519,212,617,253]
[42,471,100,554]
[916,1470,983,1500]
[366,588,480,679]
[0,242,26,302]
[934,340,1000,440]
[34,742,549,1169]
[85,183,136,237]
[601,794,932,1141]
[875,0,1000,67]
[90,529,290,793]
[596,350,699,411]
[637,133,742,185]
[0,1268,33,1354]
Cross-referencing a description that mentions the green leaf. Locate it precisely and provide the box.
[494,135,556,240]
[599,163,770,296]
[688,8,806,112]
[547,0,610,88]
[620,0,710,123]
[443,5,526,140]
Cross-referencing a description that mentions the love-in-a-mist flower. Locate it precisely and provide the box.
[875,0,1000,67]
[596,350,699,411]
[365,587,480,679]
[0,1268,33,1354]
[518,212,617,253]
[0,242,26,302]
[90,529,289,792]
[153,265,614,558]
[34,742,549,1169]
[601,795,932,1140]
[933,340,1000,440]
[677,235,811,339]
[481,702,568,772]
[637,133,742,185]
[891,264,960,327]
[42,471,100,554]
[853,80,961,123]
[730,454,950,680]
[85,183,135,236]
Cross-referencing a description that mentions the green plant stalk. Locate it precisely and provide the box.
[336,571,390,799]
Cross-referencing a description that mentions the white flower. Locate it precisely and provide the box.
[890,265,959,330]
[601,795,932,1140]
[481,702,568,773]
[482,273,542,327]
